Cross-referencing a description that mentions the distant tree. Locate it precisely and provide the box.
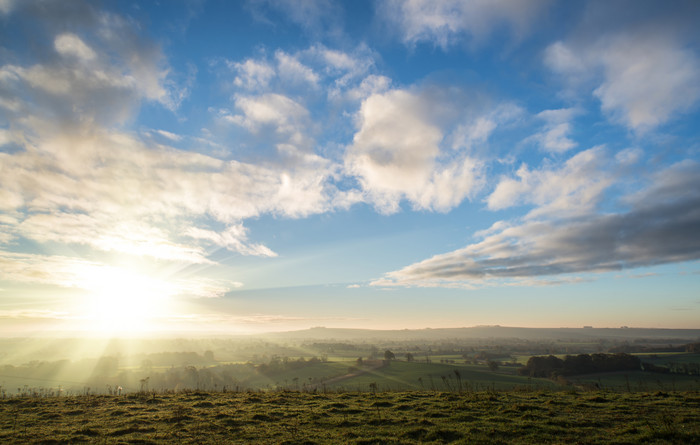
[405,352,414,362]
[384,350,396,361]
[685,343,700,353]
[487,360,500,372]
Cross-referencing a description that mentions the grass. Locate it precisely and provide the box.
[568,370,700,391]
[324,361,557,392]
[1,390,698,444]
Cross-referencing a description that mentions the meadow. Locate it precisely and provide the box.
[1,389,698,444]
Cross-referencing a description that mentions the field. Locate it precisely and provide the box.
[1,390,698,444]
[319,361,558,392]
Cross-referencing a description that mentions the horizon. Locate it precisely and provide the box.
[1,1,699,337]
[2,324,700,340]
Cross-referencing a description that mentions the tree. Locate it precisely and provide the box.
[384,350,395,361]
[487,360,500,372]
[405,352,414,362]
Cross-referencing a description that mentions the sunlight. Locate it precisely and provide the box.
[76,265,177,335]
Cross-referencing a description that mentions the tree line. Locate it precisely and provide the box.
[518,353,641,378]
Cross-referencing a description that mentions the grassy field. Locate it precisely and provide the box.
[568,370,700,392]
[1,390,698,444]
[323,361,557,392]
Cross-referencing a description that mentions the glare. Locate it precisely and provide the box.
[76,265,177,334]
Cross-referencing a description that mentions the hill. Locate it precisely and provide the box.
[1,390,697,443]
[261,326,700,342]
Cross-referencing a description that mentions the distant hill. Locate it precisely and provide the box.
[260,326,700,342]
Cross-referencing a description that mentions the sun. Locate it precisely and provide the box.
[77,265,176,335]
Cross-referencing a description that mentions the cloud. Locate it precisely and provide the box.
[246,0,344,40]
[592,34,700,129]
[185,225,278,258]
[545,4,700,131]
[0,0,16,15]
[232,59,275,91]
[275,50,319,87]
[375,160,700,288]
[0,5,178,128]
[0,120,337,263]
[342,74,392,102]
[227,44,380,104]
[527,108,579,153]
[153,129,183,142]
[0,251,233,299]
[449,103,524,153]
[487,146,613,218]
[378,0,551,49]
[224,92,320,164]
[229,93,310,134]
[344,88,484,213]
[54,33,96,60]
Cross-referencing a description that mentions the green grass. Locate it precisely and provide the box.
[1,390,698,444]
[326,361,556,392]
[635,353,700,364]
[568,371,700,391]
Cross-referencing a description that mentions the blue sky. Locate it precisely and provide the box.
[0,0,699,335]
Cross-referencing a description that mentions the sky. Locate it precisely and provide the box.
[0,0,699,335]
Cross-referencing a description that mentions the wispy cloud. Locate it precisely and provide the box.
[526,108,580,153]
[378,0,551,50]
[0,4,354,277]
[376,160,700,288]
[0,251,234,299]
[487,146,613,218]
[246,0,345,40]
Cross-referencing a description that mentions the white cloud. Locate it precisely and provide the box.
[545,23,700,130]
[247,0,343,39]
[345,88,483,213]
[232,59,275,90]
[223,44,381,108]
[450,103,524,152]
[593,34,700,129]
[186,225,277,258]
[226,93,316,156]
[0,251,233,299]
[229,93,310,132]
[0,10,177,127]
[527,108,579,153]
[154,129,183,142]
[275,51,319,87]
[379,0,550,49]
[0,0,15,15]
[343,74,392,102]
[0,122,339,262]
[54,33,96,61]
[487,146,612,218]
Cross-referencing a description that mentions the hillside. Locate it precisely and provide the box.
[1,390,697,444]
